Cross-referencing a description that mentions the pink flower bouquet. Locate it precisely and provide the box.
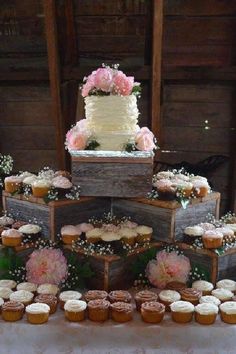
[26,248,68,285]
[146,250,191,289]
[65,119,91,151]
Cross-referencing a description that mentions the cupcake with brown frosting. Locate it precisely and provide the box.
[135,290,158,311]
[2,301,24,322]
[141,301,165,323]
[166,281,187,292]
[180,288,202,305]
[84,290,108,303]
[34,294,58,314]
[110,302,133,323]
[88,299,110,322]
[108,290,132,304]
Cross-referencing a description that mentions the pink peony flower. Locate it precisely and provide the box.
[113,71,134,96]
[81,71,97,97]
[135,127,156,151]
[146,250,191,289]
[26,249,68,285]
[94,68,113,92]
[67,131,88,150]
[75,119,90,136]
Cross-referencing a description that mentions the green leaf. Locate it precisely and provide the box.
[132,247,158,278]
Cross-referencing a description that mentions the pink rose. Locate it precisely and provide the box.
[94,68,113,92]
[75,119,90,137]
[67,131,88,150]
[135,127,156,151]
[81,72,96,97]
[113,71,134,96]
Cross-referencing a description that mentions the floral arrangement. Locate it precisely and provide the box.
[0,153,13,188]
[146,250,191,289]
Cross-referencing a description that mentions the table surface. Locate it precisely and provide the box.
[2,310,236,354]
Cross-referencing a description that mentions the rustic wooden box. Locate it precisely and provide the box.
[112,192,220,243]
[71,151,153,197]
[64,242,162,291]
[2,192,110,241]
[178,243,236,284]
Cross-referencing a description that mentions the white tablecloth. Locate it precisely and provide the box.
[1,310,236,354]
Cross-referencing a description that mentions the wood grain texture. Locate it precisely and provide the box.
[164,0,236,16]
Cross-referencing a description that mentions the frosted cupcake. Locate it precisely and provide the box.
[159,290,181,311]
[51,176,72,197]
[153,179,176,200]
[135,290,158,311]
[34,294,58,314]
[184,225,204,243]
[26,303,50,324]
[0,215,14,228]
[0,279,17,290]
[195,303,218,325]
[32,179,51,198]
[2,301,24,322]
[37,284,59,296]
[216,279,236,294]
[61,225,81,245]
[180,288,202,305]
[23,175,38,187]
[88,299,110,322]
[64,299,87,322]
[100,231,121,246]
[212,288,233,302]
[119,227,137,246]
[76,223,94,235]
[199,295,221,307]
[135,225,153,244]
[17,282,38,294]
[1,229,22,247]
[192,180,210,198]
[0,287,13,301]
[202,230,223,249]
[111,302,133,323]
[10,290,34,306]
[170,301,195,323]
[199,223,216,231]
[84,290,108,302]
[141,301,165,323]
[155,171,175,180]
[192,280,214,296]
[59,290,82,309]
[4,175,23,193]
[175,181,193,198]
[18,224,42,242]
[86,228,103,243]
[220,301,236,324]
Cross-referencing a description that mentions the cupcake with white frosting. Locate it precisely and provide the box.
[26,303,50,324]
[32,179,52,198]
[37,283,59,296]
[4,175,23,194]
[212,288,233,302]
[22,175,38,193]
[199,295,221,307]
[0,287,13,301]
[100,231,121,250]
[216,279,236,294]
[202,230,223,249]
[153,179,176,200]
[119,227,137,246]
[195,303,218,325]
[220,301,236,324]
[159,290,181,311]
[86,228,103,243]
[136,225,153,244]
[170,300,195,323]
[184,225,204,243]
[59,290,82,309]
[192,280,214,296]
[0,279,17,290]
[61,225,81,245]
[51,176,72,197]
[76,223,94,235]
[18,224,41,242]
[17,282,38,294]
[64,299,87,322]
[192,179,210,198]
[10,290,34,306]
[155,171,175,180]
[0,215,14,228]
[1,228,23,247]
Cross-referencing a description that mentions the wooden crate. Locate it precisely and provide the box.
[64,242,162,291]
[71,151,153,197]
[178,243,236,284]
[2,192,110,241]
[113,192,220,243]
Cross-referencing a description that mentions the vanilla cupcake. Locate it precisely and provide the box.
[220,301,236,324]
[119,227,137,246]
[1,228,22,247]
[202,230,223,249]
[4,175,23,193]
[135,225,153,244]
[86,228,103,243]
[23,175,38,187]
[184,225,204,243]
[26,303,50,324]
[195,303,218,325]
[59,290,82,309]
[51,176,72,197]
[216,279,236,294]
[0,287,13,301]
[199,295,221,307]
[100,231,121,243]
[192,180,210,198]
[18,224,41,242]
[32,179,51,198]
[37,284,59,296]
[0,279,17,290]
[64,299,87,322]
[61,225,81,245]
[10,290,34,306]
[0,215,14,228]
[153,179,176,200]
[175,181,193,198]
[192,280,214,296]
[159,290,181,311]
[76,223,94,235]
[17,282,38,294]
[212,288,233,302]
[170,301,195,323]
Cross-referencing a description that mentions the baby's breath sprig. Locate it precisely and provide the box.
[23,184,32,199]
[163,244,184,255]
[0,154,14,175]
[73,239,114,256]
[189,266,209,283]
[147,189,159,200]
[65,185,80,200]
[9,266,26,283]
[38,166,55,180]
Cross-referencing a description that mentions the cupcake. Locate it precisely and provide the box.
[64,299,87,322]
[0,287,13,301]
[4,176,23,193]
[202,230,223,249]
[175,181,193,198]
[88,299,110,322]
[173,173,190,182]
[120,220,138,229]
[135,290,158,311]
[166,281,187,292]
[0,215,14,228]
[23,175,38,189]
[0,279,17,290]
[26,303,50,324]
[159,290,181,311]
[59,290,82,309]
[192,180,210,198]
[2,301,24,322]
[32,179,51,198]
[155,171,175,180]
[153,179,176,200]
[212,288,233,302]
[170,301,195,323]
[51,176,72,197]
[76,223,94,235]
[199,295,221,307]
[10,290,34,306]
[37,283,59,296]
[180,288,202,305]
[100,231,121,247]
[111,302,133,323]
[61,225,81,245]
[216,279,236,294]
[192,280,214,296]
[109,290,132,304]
[220,301,236,324]
[1,228,22,247]
[18,224,42,242]
[84,290,108,303]
[184,225,204,243]
[119,227,137,246]
[141,301,165,323]
[195,303,218,325]
[54,170,71,179]
[17,282,38,294]
[86,228,103,243]
[34,294,58,314]
[135,225,153,244]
